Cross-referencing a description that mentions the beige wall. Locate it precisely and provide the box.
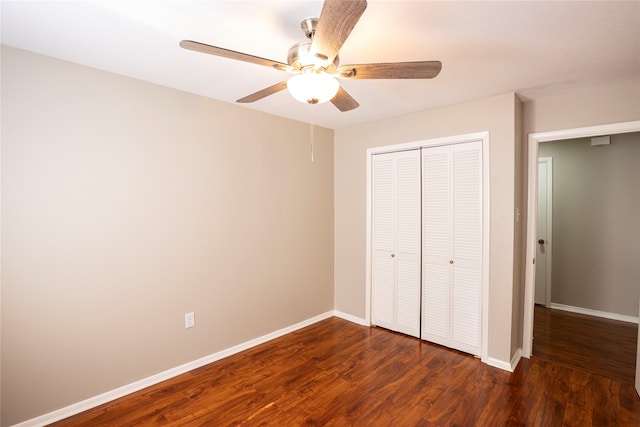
[1,46,335,425]
[511,96,525,357]
[334,92,521,365]
[538,133,640,316]
[523,80,640,135]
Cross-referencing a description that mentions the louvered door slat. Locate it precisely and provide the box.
[373,156,395,252]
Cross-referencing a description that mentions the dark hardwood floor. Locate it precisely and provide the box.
[50,316,640,426]
[533,305,638,384]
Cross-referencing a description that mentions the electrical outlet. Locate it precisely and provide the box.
[185,312,195,328]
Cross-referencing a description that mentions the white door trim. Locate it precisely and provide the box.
[522,120,640,358]
[365,131,490,363]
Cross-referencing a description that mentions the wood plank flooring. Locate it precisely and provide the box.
[50,316,640,426]
[533,305,638,384]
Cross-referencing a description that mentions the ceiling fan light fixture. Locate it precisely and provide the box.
[287,72,339,104]
[180,0,440,112]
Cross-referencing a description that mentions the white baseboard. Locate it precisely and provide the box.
[510,348,522,371]
[550,303,639,324]
[333,310,369,326]
[486,356,515,372]
[13,311,335,427]
[335,310,521,373]
[15,310,525,426]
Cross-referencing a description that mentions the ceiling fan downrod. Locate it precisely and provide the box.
[300,17,318,40]
[287,18,339,72]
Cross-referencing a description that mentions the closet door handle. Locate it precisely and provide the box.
[391,253,395,258]
[449,260,454,264]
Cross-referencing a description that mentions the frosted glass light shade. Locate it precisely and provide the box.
[287,72,339,104]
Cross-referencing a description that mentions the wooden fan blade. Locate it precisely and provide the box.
[312,0,367,63]
[180,40,290,70]
[237,81,288,103]
[337,61,442,79]
[331,86,359,112]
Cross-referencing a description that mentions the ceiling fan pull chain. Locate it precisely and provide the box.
[309,104,315,162]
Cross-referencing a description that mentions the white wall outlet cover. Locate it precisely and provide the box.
[185,312,195,328]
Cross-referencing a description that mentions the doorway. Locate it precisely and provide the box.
[522,120,640,392]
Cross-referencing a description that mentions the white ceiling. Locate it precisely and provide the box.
[2,0,639,129]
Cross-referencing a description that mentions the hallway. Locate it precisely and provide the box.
[533,305,638,383]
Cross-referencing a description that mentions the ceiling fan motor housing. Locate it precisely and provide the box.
[287,17,339,72]
[287,41,339,71]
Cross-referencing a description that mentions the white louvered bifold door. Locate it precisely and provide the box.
[421,145,451,347]
[372,153,395,331]
[450,142,482,355]
[395,150,422,337]
[372,150,421,338]
[422,141,482,356]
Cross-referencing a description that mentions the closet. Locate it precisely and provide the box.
[371,140,483,356]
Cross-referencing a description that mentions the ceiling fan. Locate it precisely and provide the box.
[180,0,441,112]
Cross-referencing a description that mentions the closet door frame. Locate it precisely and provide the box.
[365,131,490,364]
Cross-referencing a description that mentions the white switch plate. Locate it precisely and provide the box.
[185,312,195,328]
